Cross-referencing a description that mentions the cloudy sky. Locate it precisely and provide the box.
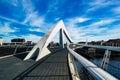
[0,0,120,42]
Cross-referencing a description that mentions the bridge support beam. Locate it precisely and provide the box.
[24,20,73,61]
[59,29,64,48]
[101,49,111,70]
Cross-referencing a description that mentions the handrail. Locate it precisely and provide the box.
[76,44,120,52]
[67,44,118,80]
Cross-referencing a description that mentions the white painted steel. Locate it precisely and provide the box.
[24,20,73,61]
[68,54,80,80]
[101,49,111,70]
[67,45,118,80]
[59,29,64,48]
[77,44,120,52]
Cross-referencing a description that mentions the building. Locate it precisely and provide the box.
[78,42,86,44]
[89,39,120,47]
[48,41,54,48]
[0,37,3,46]
[11,38,25,42]
[103,39,120,47]
[26,41,32,46]
[11,38,25,45]
[89,40,106,45]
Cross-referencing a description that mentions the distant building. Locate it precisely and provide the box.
[11,38,25,42]
[0,37,3,46]
[48,42,60,48]
[26,41,32,46]
[78,42,86,44]
[11,38,25,45]
[89,39,120,47]
[48,41,54,48]
[103,39,120,47]
[89,40,105,45]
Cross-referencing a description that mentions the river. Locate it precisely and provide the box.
[75,56,120,79]
[91,57,120,79]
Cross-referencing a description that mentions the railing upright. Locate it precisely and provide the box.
[67,44,118,80]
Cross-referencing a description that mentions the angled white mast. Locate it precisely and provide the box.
[24,20,73,61]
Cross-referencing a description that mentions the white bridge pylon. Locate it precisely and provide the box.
[24,20,73,61]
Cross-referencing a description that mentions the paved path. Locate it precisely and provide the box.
[0,53,35,80]
[0,48,72,80]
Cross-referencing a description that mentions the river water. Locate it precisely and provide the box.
[91,57,120,79]
[75,56,120,79]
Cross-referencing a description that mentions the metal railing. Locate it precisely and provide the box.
[67,44,118,80]
[73,44,120,70]
[76,44,120,52]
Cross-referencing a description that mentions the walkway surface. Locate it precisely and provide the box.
[0,48,72,80]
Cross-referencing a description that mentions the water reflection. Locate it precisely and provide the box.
[75,48,120,79]
[75,57,120,79]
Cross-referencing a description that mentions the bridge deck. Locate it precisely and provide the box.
[21,49,71,80]
[0,48,72,80]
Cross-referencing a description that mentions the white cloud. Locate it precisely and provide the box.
[67,17,90,23]
[75,18,89,23]
[69,25,120,42]
[84,25,120,41]
[0,15,28,26]
[47,0,59,13]
[2,35,18,43]
[65,18,118,42]
[1,0,18,6]
[2,34,41,43]
[86,19,115,28]
[23,12,44,27]
[65,17,90,39]
[89,0,113,6]
[0,22,16,35]
[87,0,120,12]
[113,6,120,14]
[22,34,41,42]
[29,28,43,32]
[67,26,81,40]
[10,0,18,6]
[22,0,45,27]
[47,0,66,13]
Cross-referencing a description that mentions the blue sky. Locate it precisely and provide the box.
[0,0,120,42]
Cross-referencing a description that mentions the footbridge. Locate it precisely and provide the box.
[0,20,119,80]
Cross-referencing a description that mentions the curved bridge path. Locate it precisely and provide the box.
[0,49,72,80]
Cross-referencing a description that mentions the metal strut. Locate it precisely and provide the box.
[101,49,111,70]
